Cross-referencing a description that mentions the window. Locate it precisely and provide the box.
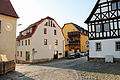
[67,38,69,42]
[22,41,23,46]
[95,24,101,32]
[111,2,117,10]
[118,2,120,9]
[49,21,50,26]
[27,29,30,34]
[55,40,58,45]
[28,39,30,45]
[104,23,109,32]
[51,21,52,27]
[20,51,22,57]
[17,51,19,56]
[53,24,56,27]
[45,22,48,26]
[96,43,101,51]
[116,42,120,51]
[44,39,47,45]
[0,21,1,33]
[44,28,47,34]
[25,40,27,45]
[54,30,57,35]
[18,41,20,46]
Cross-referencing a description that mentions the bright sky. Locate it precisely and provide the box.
[10,0,97,36]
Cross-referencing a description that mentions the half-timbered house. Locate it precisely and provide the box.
[85,0,120,62]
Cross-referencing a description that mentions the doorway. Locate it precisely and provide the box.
[26,51,30,61]
[54,51,58,59]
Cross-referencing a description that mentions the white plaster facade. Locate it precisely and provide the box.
[89,38,120,59]
[17,17,65,63]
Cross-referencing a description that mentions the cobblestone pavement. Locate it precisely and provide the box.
[1,57,120,80]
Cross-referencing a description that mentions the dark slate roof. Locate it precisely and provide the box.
[84,0,100,23]
[0,0,19,18]
[62,23,88,31]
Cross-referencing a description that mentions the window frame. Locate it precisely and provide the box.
[20,51,22,57]
[104,23,110,32]
[96,42,102,51]
[95,24,102,33]
[25,40,27,45]
[111,2,117,11]
[28,39,30,45]
[118,1,120,9]
[55,40,58,45]
[44,39,47,45]
[44,28,47,34]
[116,41,120,51]
[54,30,57,35]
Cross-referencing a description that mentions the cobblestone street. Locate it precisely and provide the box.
[1,57,120,80]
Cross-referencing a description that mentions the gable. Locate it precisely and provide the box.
[0,0,18,18]
[85,0,120,23]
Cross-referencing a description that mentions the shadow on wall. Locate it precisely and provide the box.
[30,57,120,76]
[0,71,34,80]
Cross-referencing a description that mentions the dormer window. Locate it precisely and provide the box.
[27,29,30,34]
[95,24,101,33]
[104,23,109,32]
[111,2,117,10]
[45,22,48,26]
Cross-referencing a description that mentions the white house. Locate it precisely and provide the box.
[16,17,65,63]
[85,0,120,62]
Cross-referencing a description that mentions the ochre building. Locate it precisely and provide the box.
[62,23,89,57]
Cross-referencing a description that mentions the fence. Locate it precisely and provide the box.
[0,60,15,75]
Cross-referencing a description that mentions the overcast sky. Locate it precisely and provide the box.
[10,0,97,36]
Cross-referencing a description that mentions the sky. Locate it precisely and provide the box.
[10,0,97,36]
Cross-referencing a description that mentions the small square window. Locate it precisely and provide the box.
[96,42,101,51]
[44,39,47,45]
[95,24,101,33]
[116,42,120,51]
[104,23,109,32]
[111,2,117,10]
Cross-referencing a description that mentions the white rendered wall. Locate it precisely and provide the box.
[32,19,65,60]
[90,38,120,58]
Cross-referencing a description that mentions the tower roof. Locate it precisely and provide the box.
[0,0,19,18]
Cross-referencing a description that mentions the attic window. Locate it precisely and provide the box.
[45,22,48,26]
[53,24,56,27]
[111,2,117,10]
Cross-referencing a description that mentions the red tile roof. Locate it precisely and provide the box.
[0,0,19,18]
[16,17,54,40]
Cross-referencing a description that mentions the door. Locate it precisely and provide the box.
[26,51,30,61]
[65,51,68,57]
[54,51,58,59]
